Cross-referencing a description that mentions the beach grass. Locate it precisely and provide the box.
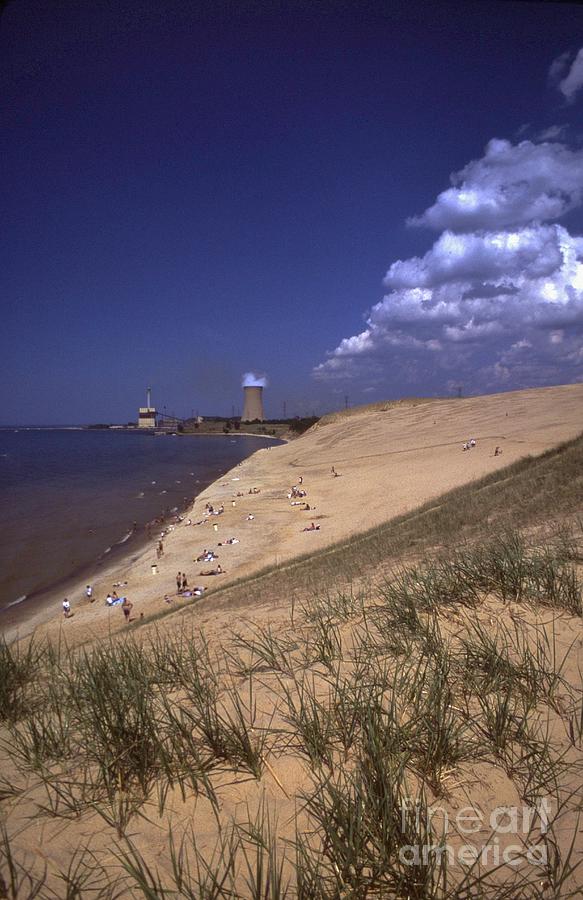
[134,430,583,631]
[1,437,583,894]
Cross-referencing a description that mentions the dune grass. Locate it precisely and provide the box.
[136,430,583,630]
[1,439,583,895]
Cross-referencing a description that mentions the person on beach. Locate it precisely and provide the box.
[157,540,164,559]
[122,597,133,622]
[85,584,93,602]
[303,522,320,531]
[176,572,182,593]
[199,564,223,576]
[63,598,71,618]
[181,573,188,591]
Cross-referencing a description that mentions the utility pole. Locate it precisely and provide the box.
[344,394,349,409]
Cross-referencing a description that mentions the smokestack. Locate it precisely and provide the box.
[147,387,152,408]
[242,386,264,422]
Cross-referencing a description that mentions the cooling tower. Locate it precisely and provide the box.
[242,386,264,422]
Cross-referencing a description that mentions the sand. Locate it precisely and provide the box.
[5,381,582,648]
[3,382,583,894]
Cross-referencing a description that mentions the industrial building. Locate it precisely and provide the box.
[241,385,264,422]
[138,387,157,428]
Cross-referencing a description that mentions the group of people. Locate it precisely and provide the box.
[175,571,189,593]
[196,549,218,562]
[205,502,225,516]
[462,438,477,451]
[63,590,133,623]
[165,584,205,602]
[288,485,307,499]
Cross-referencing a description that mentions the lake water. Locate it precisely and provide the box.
[0,429,279,617]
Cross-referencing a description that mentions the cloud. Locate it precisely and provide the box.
[242,371,268,388]
[407,139,583,233]
[556,47,583,103]
[313,138,583,396]
[384,227,564,290]
[535,124,569,142]
[548,50,573,86]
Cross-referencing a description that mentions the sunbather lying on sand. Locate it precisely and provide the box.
[302,522,320,531]
[198,565,223,576]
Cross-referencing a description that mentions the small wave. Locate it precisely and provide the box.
[116,531,133,545]
[103,546,112,555]
[5,594,27,609]
[136,492,145,498]
[159,490,167,494]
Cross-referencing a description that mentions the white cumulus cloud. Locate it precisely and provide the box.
[407,139,583,233]
[313,138,583,396]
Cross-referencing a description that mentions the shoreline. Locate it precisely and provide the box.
[1,437,286,643]
[5,383,583,649]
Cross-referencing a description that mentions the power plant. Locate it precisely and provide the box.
[241,385,264,422]
[136,376,267,429]
[138,387,157,429]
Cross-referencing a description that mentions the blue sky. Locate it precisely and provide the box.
[1,0,582,424]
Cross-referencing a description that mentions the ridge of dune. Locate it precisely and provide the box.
[11,382,583,647]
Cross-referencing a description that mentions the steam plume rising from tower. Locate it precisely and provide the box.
[241,372,266,421]
[242,372,268,388]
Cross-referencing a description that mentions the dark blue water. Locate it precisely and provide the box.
[0,429,278,614]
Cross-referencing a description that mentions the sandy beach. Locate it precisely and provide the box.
[9,381,583,647]
[2,382,583,896]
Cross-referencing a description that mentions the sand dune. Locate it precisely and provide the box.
[10,382,582,647]
[3,382,583,896]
